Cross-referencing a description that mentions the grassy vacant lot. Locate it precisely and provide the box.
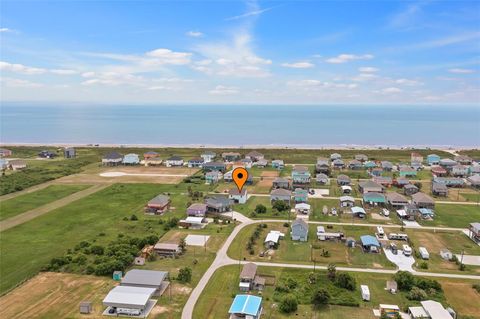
[406,229,480,275]
[233,196,295,219]
[419,203,480,228]
[0,183,198,295]
[228,222,395,269]
[194,265,480,319]
[0,184,90,221]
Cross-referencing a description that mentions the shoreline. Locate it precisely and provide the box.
[0,142,477,151]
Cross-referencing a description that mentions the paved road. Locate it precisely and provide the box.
[181,213,480,319]
[0,184,111,232]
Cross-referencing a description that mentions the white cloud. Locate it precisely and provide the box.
[448,68,475,74]
[281,61,315,69]
[1,77,43,88]
[80,72,144,86]
[50,69,77,75]
[395,78,423,86]
[186,31,203,37]
[358,67,378,73]
[325,54,374,64]
[352,73,378,82]
[225,6,274,21]
[0,28,14,33]
[209,85,238,95]
[145,48,192,65]
[381,87,402,94]
[287,79,357,89]
[0,61,46,75]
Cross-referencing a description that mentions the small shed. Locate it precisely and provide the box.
[346,237,356,248]
[385,281,397,294]
[64,147,76,158]
[79,301,92,314]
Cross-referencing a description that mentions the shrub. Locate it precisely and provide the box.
[254,204,267,214]
[130,214,138,221]
[177,267,192,283]
[312,288,330,306]
[407,287,428,301]
[473,283,480,293]
[279,295,298,313]
[419,261,429,269]
[89,245,105,255]
[335,273,356,291]
[394,271,415,291]
[327,264,336,280]
[272,200,290,212]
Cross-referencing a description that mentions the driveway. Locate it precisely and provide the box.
[455,254,480,266]
[383,248,415,271]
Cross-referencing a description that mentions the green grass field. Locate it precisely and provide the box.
[228,222,395,269]
[0,184,90,221]
[419,203,480,228]
[0,183,195,295]
[193,265,480,319]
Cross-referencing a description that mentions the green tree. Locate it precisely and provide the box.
[177,267,192,283]
[254,204,267,214]
[407,287,428,301]
[312,288,330,306]
[279,295,298,313]
[179,238,187,252]
[335,273,356,291]
[272,200,290,212]
[394,271,415,291]
[327,263,336,281]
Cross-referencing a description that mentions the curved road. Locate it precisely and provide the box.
[181,212,480,319]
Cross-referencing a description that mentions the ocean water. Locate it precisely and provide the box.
[1,104,479,147]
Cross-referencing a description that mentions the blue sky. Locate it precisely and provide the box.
[0,0,479,104]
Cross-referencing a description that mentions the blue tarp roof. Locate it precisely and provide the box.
[229,295,262,316]
[360,235,380,247]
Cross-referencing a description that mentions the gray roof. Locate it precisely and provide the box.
[412,192,435,204]
[205,195,231,207]
[404,183,418,189]
[240,263,257,280]
[359,180,383,189]
[432,182,448,192]
[337,174,351,182]
[271,188,292,196]
[292,218,308,229]
[386,192,408,202]
[148,194,170,206]
[103,152,123,160]
[246,151,263,157]
[121,269,168,286]
[273,177,289,183]
[168,156,183,161]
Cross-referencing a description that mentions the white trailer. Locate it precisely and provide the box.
[388,233,409,241]
[403,244,412,256]
[376,226,385,238]
[418,246,430,260]
[361,285,370,301]
[117,308,142,316]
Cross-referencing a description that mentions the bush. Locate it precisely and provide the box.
[473,283,480,293]
[254,204,267,214]
[394,271,415,291]
[335,273,356,291]
[177,267,192,283]
[272,200,290,212]
[419,261,428,269]
[279,295,298,313]
[130,214,138,221]
[89,245,105,255]
[312,288,330,306]
[407,287,428,301]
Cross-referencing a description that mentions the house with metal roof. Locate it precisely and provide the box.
[348,160,363,170]
[432,182,448,197]
[245,151,264,162]
[359,180,384,194]
[102,286,157,318]
[270,188,292,203]
[399,165,417,177]
[291,219,308,241]
[229,188,248,204]
[316,173,329,185]
[292,165,311,187]
[271,159,285,169]
[264,231,285,248]
[102,152,123,166]
[205,195,232,213]
[123,153,140,165]
[187,203,208,217]
[8,159,27,170]
[360,235,381,253]
[468,174,480,188]
[340,196,355,207]
[295,203,311,215]
[337,174,351,186]
[330,153,342,160]
[165,156,183,167]
[228,295,263,319]
[351,206,367,218]
[222,152,241,162]
[202,161,227,172]
[332,158,345,169]
[408,300,454,319]
[411,192,435,209]
[427,154,441,165]
[145,195,171,214]
[188,157,204,168]
[386,192,409,207]
[120,269,169,296]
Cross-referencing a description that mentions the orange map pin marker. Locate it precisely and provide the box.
[232,167,248,192]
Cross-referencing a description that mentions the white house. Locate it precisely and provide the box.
[201,151,216,163]
[264,231,285,248]
[165,156,184,167]
[229,188,248,204]
[295,203,311,215]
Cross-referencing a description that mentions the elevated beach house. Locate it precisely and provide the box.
[452,164,469,177]
[272,177,289,189]
[348,160,363,170]
[337,174,351,186]
[363,192,386,207]
[205,195,232,213]
[411,152,423,163]
[122,153,140,165]
[316,157,330,174]
[291,219,308,241]
[330,153,342,160]
[145,194,171,214]
[102,152,123,166]
[187,203,208,217]
[229,188,248,204]
[188,157,204,168]
[381,161,393,171]
[0,148,12,157]
[165,156,184,167]
[239,263,265,292]
[386,192,409,208]
[399,165,417,177]
[228,295,263,319]
[270,188,292,203]
[340,195,355,207]
[403,183,419,196]
[144,151,159,160]
[201,151,216,163]
[411,192,435,209]
[205,170,223,184]
[432,182,448,197]
[245,151,264,162]
[222,152,241,162]
[355,154,368,162]
[332,158,345,169]
[293,188,308,203]
[202,161,227,173]
[427,154,440,165]
[292,165,311,188]
[316,173,329,185]
[431,165,448,177]
[271,159,285,169]
[359,180,384,194]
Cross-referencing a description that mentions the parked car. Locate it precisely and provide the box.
[382,208,390,217]
[390,243,398,254]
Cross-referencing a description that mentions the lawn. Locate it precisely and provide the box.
[0,184,90,221]
[460,192,480,202]
[406,229,480,275]
[227,222,396,269]
[194,265,480,319]
[419,203,480,228]
[0,183,197,295]
[233,196,295,220]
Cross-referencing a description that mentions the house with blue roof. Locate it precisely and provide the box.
[360,235,381,253]
[427,154,440,166]
[122,153,140,165]
[229,295,263,319]
[363,192,387,207]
